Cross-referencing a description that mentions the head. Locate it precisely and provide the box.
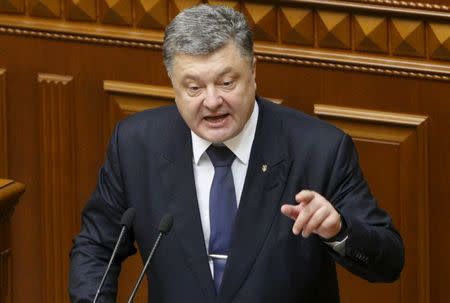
[163,5,256,143]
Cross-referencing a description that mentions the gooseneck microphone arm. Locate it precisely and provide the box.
[92,208,136,303]
[127,213,173,303]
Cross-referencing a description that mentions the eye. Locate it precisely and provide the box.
[187,85,201,96]
[222,80,235,88]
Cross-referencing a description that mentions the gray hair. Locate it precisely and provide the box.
[163,4,253,71]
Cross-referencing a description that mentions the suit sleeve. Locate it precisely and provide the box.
[69,122,137,303]
[325,133,404,282]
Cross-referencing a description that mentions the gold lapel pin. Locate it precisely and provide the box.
[261,164,268,172]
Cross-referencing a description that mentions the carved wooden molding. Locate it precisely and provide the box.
[0,15,163,49]
[104,80,174,99]
[268,98,283,104]
[1,20,449,83]
[37,73,72,84]
[284,0,450,17]
[103,80,174,138]
[255,47,450,81]
[2,0,450,19]
[0,179,13,188]
[0,69,6,177]
[38,73,77,303]
[2,1,450,80]
[315,104,429,303]
[104,80,174,113]
[0,179,24,205]
[0,25,162,49]
[0,179,25,222]
[314,104,427,126]
[0,16,450,81]
[325,0,449,12]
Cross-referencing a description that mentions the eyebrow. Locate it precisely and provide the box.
[181,67,235,83]
[217,67,233,78]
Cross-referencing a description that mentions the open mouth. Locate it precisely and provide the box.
[204,114,229,124]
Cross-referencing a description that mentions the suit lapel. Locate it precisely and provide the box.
[160,114,216,302]
[219,100,292,302]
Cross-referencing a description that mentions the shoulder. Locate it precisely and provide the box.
[119,105,179,130]
[257,98,358,184]
[258,97,345,143]
[116,105,186,135]
[111,105,188,149]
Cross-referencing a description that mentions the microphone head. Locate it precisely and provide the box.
[158,214,173,234]
[120,208,136,229]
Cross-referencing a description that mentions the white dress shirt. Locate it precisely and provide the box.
[191,101,259,275]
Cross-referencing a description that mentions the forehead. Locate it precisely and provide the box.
[171,43,251,80]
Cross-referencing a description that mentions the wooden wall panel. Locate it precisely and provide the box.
[103,80,174,134]
[428,22,450,61]
[103,80,174,302]
[66,0,96,22]
[38,74,77,303]
[169,0,202,18]
[135,0,169,29]
[2,0,450,63]
[29,0,61,18]
[100,0,132,25]
[0,248,11,303]
[242,3,278,42]
[315,105,429,303]
[391,18,425,58]
[280,7,314,46]
[1,1,450,84]
[0,180,25,303]
[0,69,7,177]
[0,0,24,14]
[354,15,388,53]
[317,11,351,50]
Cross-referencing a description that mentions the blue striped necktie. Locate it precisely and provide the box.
[206,145,237,291]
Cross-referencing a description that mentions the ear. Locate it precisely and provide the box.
[167,70,174,85]
[252,56,257,87]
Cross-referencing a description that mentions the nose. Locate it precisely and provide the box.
[203,86,223,110]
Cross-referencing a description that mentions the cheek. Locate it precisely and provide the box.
[178,98,203,121]
[230,89,255,113]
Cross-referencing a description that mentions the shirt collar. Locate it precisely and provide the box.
[191,101,259,165]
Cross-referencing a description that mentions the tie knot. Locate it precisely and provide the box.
[206,145,236,167]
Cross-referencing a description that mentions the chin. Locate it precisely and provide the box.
[207,136,229,144]
[204,131,234,143]
[196,124,241,143]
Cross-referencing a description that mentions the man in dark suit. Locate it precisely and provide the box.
[69,4,404,303]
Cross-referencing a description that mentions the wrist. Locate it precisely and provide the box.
[323,214,348,242]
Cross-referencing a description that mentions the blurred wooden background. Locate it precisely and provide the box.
[1,0,449,302]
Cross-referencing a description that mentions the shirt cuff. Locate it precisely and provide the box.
[322,213,349,256]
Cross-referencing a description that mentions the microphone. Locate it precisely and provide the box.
[127,213,173,303]
[92,208,136,303]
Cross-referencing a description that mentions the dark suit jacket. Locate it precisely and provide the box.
[69,98,404,303]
